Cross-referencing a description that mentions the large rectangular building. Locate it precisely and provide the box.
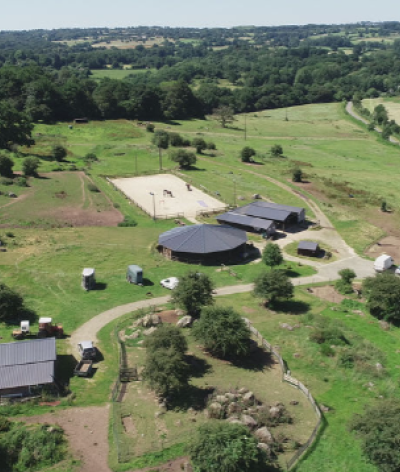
[235,201,305,229]
[0,338,56,398]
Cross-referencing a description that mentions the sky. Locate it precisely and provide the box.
[1,0,399,31]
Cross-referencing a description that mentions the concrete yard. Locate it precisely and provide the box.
[110,174,227,218]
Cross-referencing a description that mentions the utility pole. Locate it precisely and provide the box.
[150,192,156,220]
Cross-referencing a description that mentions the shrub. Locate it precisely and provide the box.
[262,243,283,268]
[144,325,187,355]
[309,325,348,345]
[84,152,98,163]
[335,268,356,295]
[0,177,13,186]
[350,399,400,472]
[192,137,207,154]
[169,149,197,168]
[320,343,335,357]
[146,123,155,132]
[0,154,14,178]
[52,144,67,162]
[22,157,40,176]
[188,422,269,472]
[206,141,216,150]
[292,168,303,182]
[0,417,10,432]
[118,216,137,227]
[169,132,184,147]
[15,176,27,187]
[5,232,14,238]
[240,146,256,162]
[363,273,400,322]
[270,144,283,157]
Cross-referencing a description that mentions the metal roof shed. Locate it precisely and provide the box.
[297,241,320,257]
[0,338,56,395]
[217,211,276,235]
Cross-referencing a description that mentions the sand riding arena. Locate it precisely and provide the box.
[110,174,227,219]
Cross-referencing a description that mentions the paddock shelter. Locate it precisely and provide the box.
[158,224,247,264]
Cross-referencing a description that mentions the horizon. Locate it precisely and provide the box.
[1,0,399,32]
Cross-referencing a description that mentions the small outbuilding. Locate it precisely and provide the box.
[297,241,320,257]
[0,338,56,398]
[158,224,247,264]
[126,265,143,284]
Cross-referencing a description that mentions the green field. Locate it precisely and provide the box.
[90,69,154,80]
[2,101,400,471]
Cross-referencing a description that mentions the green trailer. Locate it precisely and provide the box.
[126,265,143,285]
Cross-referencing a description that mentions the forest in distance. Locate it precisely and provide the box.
[1,22,400,125]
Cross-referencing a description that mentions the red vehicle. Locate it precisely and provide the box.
[38,317,64,338]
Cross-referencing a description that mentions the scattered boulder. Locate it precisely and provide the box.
[8,192,17,198]
[142,314,162,327]
[320,404,330,412]
[375,363,383,371]
[176,316,193,328]
[257,443,271,455]
[243,391,255,404]
[143,327,158,336]
[208,402,223,418]
[379,320,390,331]
[215,395,229,404]
[241,414,258,429]
[238,387,248,395]
[353,310,365,317]
[269,406,282,418]
[227,402,241,416]
[252,194,261,199]
[254,426,274,444]
[279,323,293,331]
[290,400,299,406]
[175,309,185,317]
[237,196,245,201]
[126,330,140,340]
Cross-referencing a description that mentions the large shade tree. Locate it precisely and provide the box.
[0,102,33,150]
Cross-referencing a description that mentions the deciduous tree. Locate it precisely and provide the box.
[363,273,400,322]
[253,270,293,306]
[262,243,283,268]
[0,154,14,178]
[171,271,214,317]
[192,306,251,358]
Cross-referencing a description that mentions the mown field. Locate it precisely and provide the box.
[1,101,400,471]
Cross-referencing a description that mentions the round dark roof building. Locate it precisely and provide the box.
[158,224,247,263]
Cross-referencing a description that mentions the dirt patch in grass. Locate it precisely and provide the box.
[158,310,179,324]
[41,206,123,227]
[309,285,345,304]
[20,405,110,472]
[242,306,256,314]
[366,236,400,262]
[122,415,137,435]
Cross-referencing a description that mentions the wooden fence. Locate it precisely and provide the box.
[244,319,323,470]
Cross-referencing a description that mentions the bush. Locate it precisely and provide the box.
[169,132,184,147]
[270,144,283,157]
[363,273,400,322]
[52,145,67,162]
[146,123,155,133]
[320,343,335,357]
[240,146,256,162]
[188,422,269,472]
[292,168,303,182]
[169,149,197,168]
[206,141,216,150]
[192,306,251,358]
[144,325,187,355]
[15,177,27,187]
[0,177,13,186]
[262,243,283,268]
[0,154,14,178]
[22,157,40,176]
[0,417,10,432]
[118,216,138,227]
[309,326,348,345]
[84,152,98,163]
[192,137,207,154]
[335,268,356,294]
[87,183,99,192]
[350,399,400,472]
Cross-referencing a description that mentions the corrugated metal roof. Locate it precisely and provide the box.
[217,211,274,231]
[0,361,54,390]
[236,203,291,222]
[251,201,304,215]
[0,338,56,368]
[159,224,247,254]
[298,241,319,251]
